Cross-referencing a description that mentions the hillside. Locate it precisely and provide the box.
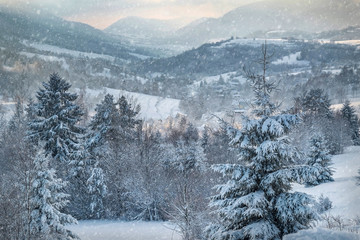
[81,87,181,121]
[173,0,360,45]
[0,6,154,60]
[135,38,360,76]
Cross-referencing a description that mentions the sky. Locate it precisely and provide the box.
[0,0,264,29]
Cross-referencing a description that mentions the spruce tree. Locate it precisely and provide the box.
[28,73,83,164]
[30,151,78,239]
[300,89,332,118]
[341,100,360,146]
[207,44,318,240]
[87,94,120,147]
[84,94,117,218]
[118,95,141,131]
[306,135,334,186]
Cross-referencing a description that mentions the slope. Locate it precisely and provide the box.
[174,0,360,45]
[0,6,154,60]
[294,146,360,219]
[81,87,181,121]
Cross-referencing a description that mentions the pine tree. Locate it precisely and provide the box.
[30,151,78,239]
[306,135,334,186]
[28,73,83,164]
[207,44,318,240]
[341,100,360,146]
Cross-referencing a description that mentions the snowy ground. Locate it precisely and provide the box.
[284,228,360,240]
[293,146,360,219]
[80,87,181,121]
[67,220,181,240]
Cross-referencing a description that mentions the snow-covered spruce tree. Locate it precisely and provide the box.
[207,44,318,240]
[30,150,78,240]
[85,94,141,218]
[28,73,83,165]
[27,73,85,219]
[84,94,118,218]
[305,134,334,186]
[341,100,360,146]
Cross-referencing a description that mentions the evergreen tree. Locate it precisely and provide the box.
[117,95,141,131]
[84,94,119,218]
[30,151,78,239]
[306,135,334,186]
[8,97,26,132]
[87,94,120,147]
[341,100,360,146]
[299,88,332,118]
[207,45,318,240]
[86,165,107,219]
[28,73,83,164]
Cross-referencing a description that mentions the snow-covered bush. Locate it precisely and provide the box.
[315,194,333,213]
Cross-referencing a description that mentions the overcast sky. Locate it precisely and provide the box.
[0,0,264,29]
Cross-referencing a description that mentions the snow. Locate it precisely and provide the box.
[330,101,360,111]
[83,87,181,120]
[272,52,309,66]
[322,69,342,75]
[284,228,360,240]
[213,38,292,49]
[293,146,360,219]
[20,52,70,70]
[66,220,181,240]
[129,52,151,60]
[194,72,247,87]
[335,40,360,46]
[22,41,116,62]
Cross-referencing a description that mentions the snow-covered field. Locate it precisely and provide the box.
[22,41,116,62]
[67,147,360,240]
[284,228,360,240]
[83,87,181,120]
[67,221,181,240]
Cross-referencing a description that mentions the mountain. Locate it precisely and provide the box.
[105,16,185,39]
[173,0,360,45]
[317,26,360,40]
[135,37,360,76]
[0,6,155,60]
